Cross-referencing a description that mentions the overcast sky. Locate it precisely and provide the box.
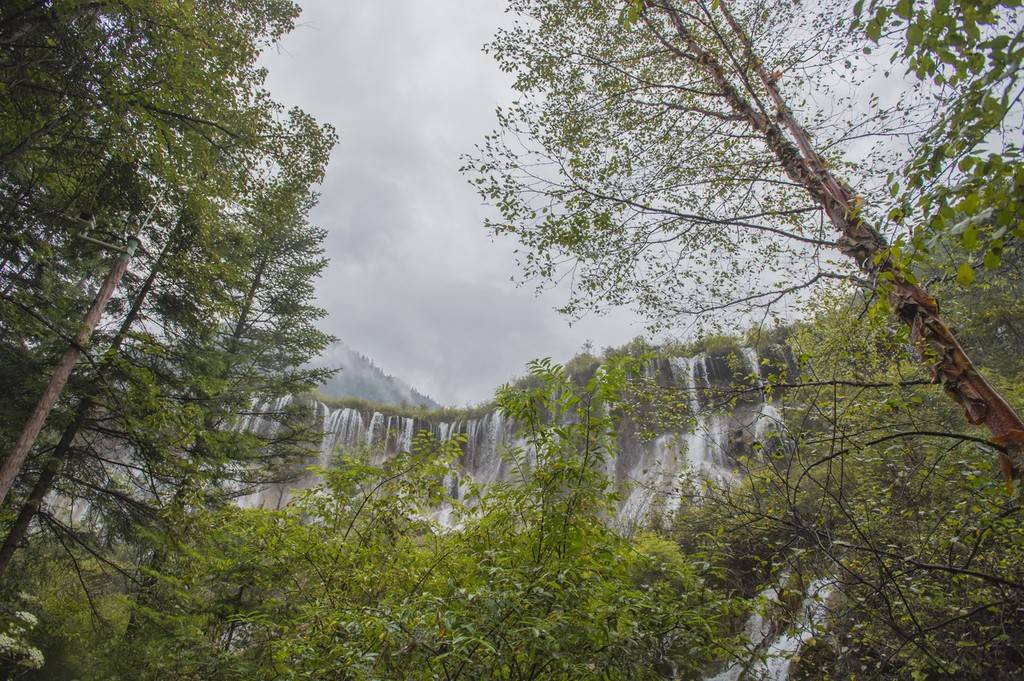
[263,1,643,406]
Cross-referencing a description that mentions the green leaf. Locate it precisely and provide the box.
[907,23,924,45]
[956,262,975,286]
[961,225,979,250]
[619,0,644,27]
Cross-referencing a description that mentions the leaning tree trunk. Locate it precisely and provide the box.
[0,405,89,573]
[648,0,1024,481]
[0,223,181,574]
[0,238,139,506]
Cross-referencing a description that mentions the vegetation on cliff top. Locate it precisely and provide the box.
[1,0,1022,678]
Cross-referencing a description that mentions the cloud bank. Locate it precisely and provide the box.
[264,1,642,405]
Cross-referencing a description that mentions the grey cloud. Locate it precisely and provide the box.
[264,1,642,404]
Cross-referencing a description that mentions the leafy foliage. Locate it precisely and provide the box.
[856,0,1024,284]
[8,360,738,680]
[2,1,1022,679]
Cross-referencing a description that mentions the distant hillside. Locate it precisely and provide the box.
[314,343,440,410]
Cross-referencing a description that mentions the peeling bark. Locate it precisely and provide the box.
[651,0,1024,481]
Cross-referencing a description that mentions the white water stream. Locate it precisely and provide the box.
[238,349,790,528]
[705,576,832,681]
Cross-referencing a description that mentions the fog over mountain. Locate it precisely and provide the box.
[315,343,441,410]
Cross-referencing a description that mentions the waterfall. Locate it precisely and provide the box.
[236,394,294,436]
[669,356,733,484]
[616,432,682,526]
[399,417,414,453]
[319,407,366,466]
[616,354,746,527]
[223,352,822,680]
[741,347,763,389]
[740,348,791,454]
[705,576,832,681]
[238,347,791,528]
[611,349,790,524]
[754,403,787,446]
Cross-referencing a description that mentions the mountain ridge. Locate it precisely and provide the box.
[314,343,441,410]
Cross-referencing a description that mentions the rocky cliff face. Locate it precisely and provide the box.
[239,347,792,527]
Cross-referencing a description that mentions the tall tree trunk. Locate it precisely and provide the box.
[228,254,268,354]
[0,404,89,573]
[0,225,179,573]
[0,238,139,506]
[650,0,1024,481]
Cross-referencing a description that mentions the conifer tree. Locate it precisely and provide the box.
[0,0,336,573]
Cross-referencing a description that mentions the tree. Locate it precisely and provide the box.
[670,265,1024,679]
[10,358,738,681]
[854,0,1024,283]
[0,161,335,571]
[0,0,336,576]
[466,0,1024,481]
[0,231,139,506]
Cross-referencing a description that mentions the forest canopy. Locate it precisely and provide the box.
[1,1,1022,680]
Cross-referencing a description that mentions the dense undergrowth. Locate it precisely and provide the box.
[3,249,1022,678]
[2,0,1023,678]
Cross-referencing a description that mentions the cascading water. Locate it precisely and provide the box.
[673,355,734,483]
[236,394,294,436]
[614,354,729,526]
[741,347,791,455]
[230,348,819,680]
[741,347,763,389]
[705,576,832,681]
[239,348,789,526]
